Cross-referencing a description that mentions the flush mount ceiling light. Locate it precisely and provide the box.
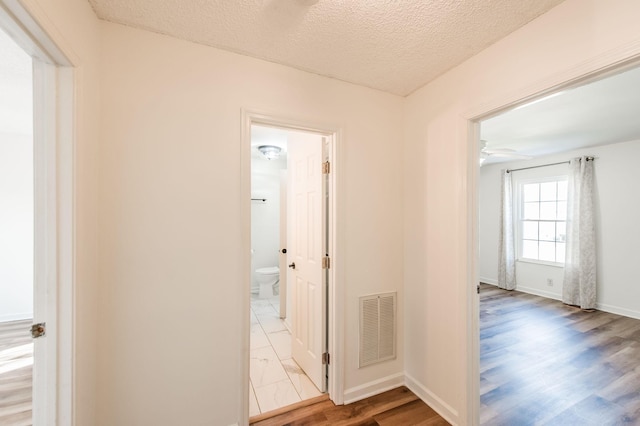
[257,145,281,160]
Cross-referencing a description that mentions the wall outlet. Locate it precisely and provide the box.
[547,278,554,287]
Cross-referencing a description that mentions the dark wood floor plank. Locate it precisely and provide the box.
[251,400,335,426]
[251,386,448,426]
[480,283,640,425]
[374,399,447,425]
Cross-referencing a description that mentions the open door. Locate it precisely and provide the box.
[287,130,326,392]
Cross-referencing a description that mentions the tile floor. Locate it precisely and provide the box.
[249,294,322,416]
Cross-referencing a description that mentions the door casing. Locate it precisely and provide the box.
[241,109,343,424]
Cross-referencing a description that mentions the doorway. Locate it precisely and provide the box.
[248,123,331,416]
[0,2,75,423]
[0,23,35,425]
[471,58,640,424]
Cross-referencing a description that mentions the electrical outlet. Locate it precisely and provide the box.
[547,278,554,287]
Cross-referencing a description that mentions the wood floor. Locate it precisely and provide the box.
[0,319,33,426]
[480,283,640,425]
[250,386,449,426]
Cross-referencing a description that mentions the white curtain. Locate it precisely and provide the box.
[498,170,516,290]
[563,157,596,309]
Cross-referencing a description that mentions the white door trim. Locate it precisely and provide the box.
[240,109,344,424]
[0,1,76,424]
[463,41,640,426]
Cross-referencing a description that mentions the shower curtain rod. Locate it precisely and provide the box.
[506,156,594,173]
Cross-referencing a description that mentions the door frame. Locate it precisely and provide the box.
[463,43,640,425]
[240,109,343,423]
[0,0,75,424]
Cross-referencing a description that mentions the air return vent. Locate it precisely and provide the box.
[359,292,396,368]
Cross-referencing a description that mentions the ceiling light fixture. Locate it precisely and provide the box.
[257,145,281,160]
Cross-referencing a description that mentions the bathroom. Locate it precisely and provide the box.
[249,124,323,416]
[251,125,287,310]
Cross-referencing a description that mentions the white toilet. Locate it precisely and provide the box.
[256,266,279,299]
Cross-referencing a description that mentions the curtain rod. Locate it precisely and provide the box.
[506,156,594,173]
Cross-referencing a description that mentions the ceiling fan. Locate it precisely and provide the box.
[480,140,532,165]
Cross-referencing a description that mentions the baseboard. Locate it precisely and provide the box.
[515,285,562,301]
[404,373,459,426]
[510,286,640,320]
[479,277,498,286]
[342,373,405,405]
[596,302,640,320]
[0,313,33,323]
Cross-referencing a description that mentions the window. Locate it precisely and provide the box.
[518,178,567,264]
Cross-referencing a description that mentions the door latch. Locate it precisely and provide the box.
[31,322,46,339]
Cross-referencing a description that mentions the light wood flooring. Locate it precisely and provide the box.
[481,283,640,425]
[250,386,449,425]
[0,319,33,426]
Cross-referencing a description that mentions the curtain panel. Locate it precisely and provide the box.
[562,157,596,309]
[498,170,516,290]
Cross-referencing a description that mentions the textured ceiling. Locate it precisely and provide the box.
[87,0,565,96]
[481,64,640,165]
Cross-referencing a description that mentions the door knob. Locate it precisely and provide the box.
[288,262,296,269]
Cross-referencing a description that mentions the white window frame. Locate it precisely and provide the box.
[515,175,568,268]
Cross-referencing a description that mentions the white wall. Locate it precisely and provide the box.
[480,139,640,318]
[251,154,285,290]
[0,133,33,321]
[99,21,404,425]
[404,0,640,424]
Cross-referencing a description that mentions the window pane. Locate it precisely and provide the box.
[540,202,557,220]
[523,184,539,202]
[540,182,556,201]
[556,242,566,263]
[522,240,538,259]
[556,222,566,242]
[557,201,567,220]
[524,202,540,220]
[557,180,568,200]
[539,241,556,262]
[522,221,538,240]
[539,222,555,241]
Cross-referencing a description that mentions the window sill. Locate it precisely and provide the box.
[517,259,564,268]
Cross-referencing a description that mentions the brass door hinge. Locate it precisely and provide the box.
[322,256,331,269]
[322,352,330,365]
[322,161,330,174]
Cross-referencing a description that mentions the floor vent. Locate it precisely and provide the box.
[359,292,396,368]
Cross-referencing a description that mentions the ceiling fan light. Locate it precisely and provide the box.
[258,145,281,160]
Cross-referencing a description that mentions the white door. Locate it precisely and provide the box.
[287,131,326,392]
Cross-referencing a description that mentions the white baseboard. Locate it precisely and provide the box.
[596,302,640,320]
[404,373,459,426]
[515,285,562,301]
[342,373,405,405]
[0,313,33,323]
[479,277,498,286]
[505,285,640,320]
